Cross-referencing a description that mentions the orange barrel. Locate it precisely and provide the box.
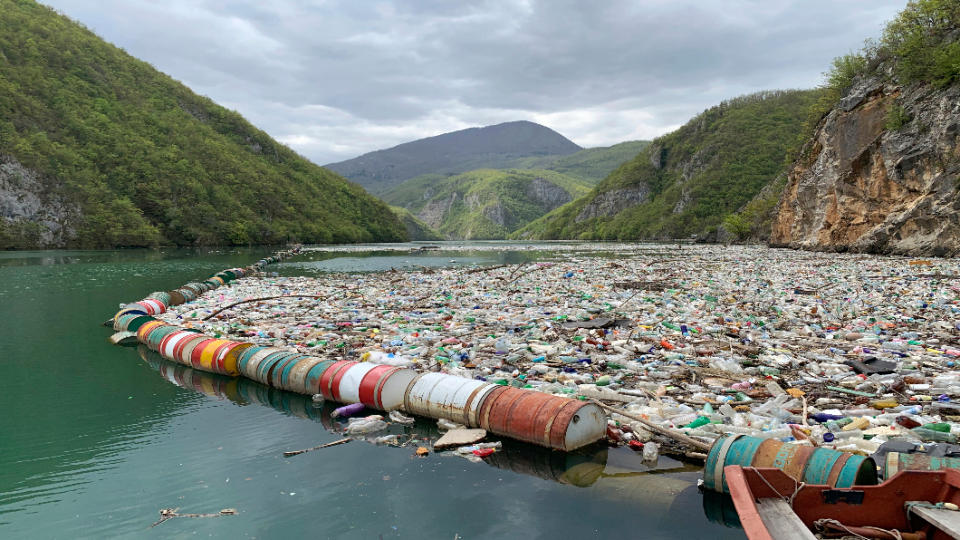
[286,357,329,395]
[136,320,167,343]
[166,290,186,306]
[214,342,252,377]
[145,325,179,351]
[478,387,606,451]
[159,331,199,361]
[191,339,233,372]
[208,276,225,287]
[335,363,381,404]
[270,353,311,389]
[302,360,338,395]
[172,334,207,366]
[403,372,498,426]
[317,361,357,400]
[240,348,285,380]
[750,438,818,482]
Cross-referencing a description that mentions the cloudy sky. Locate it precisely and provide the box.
[43,0,906,165]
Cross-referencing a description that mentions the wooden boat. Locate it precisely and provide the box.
[724,465,960,540]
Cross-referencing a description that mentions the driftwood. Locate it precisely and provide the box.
[151,507,237,528]
[591,399,713,453]
[283,437,352,457]
[202,294,321,320]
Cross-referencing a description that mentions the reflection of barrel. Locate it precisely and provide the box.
[880,452,960,479]
[404,373,498,426]
[703,435,877,493]
[702,490,742,528]
[477,386,606,451]
[484,442,608,487]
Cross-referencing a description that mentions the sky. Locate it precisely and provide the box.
[42,0,907,165]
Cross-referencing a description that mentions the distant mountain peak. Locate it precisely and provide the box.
[325,121,582,194]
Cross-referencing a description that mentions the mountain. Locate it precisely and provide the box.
[507,140,650,185]
[514,89,820,241]
[0,0,405,249]
[770,0,960,256]
[384,169,590,239]
[390,206,442,241]
[324,121,582,194]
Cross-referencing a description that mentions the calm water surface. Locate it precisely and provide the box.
[0,243,745,539]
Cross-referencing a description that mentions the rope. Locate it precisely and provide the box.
[744,466,805,505]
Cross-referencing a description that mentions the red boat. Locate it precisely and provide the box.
[724,465,960,540]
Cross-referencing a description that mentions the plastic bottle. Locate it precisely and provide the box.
[642,441,659,462]
[911,427,958,443]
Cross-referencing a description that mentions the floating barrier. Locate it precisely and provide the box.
[703,434,877,493]
[106,246,607,451]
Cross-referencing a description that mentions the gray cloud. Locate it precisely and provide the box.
[42,0,906,163]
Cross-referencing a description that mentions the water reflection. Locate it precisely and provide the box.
[137,346,706,499]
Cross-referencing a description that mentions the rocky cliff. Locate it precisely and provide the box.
[770,76,960,256]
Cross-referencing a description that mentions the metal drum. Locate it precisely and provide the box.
[317,361,357,400]
[478,386,606,452]
[334,363,381,404]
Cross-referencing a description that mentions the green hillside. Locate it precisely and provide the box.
[385,169,590,239]
[508,140,650,184]
[514,90,820,241]
[0,0,405,249]
[390,206,442,241]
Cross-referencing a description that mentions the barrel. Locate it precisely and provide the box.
[358,366,410,410]
[302,360,338,395]
[167,290,186,306]
[135,299,166,316]
[334,363,380,404]
[270,353,311,390]
[704,435,878,493]
[172,334,208,366]
[145,325,179,351]
[136,320,167,343]
[160,331,200,361]
[477,386,606,451]
[189,339,232,372]
[317,361,357,400]
[253,350,297,386]
[214,342,253,377]
[237,346,270,375]
[881,452,960,478]
[113,313,138,331]
[404,372,498,426]
[286,357,329,395]
[240,348,285,381]
[146,291,172,306]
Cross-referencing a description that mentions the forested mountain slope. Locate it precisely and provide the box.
[0,0,405,249]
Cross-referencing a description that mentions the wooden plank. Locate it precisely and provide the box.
[911,506,960,540]
[756,499,817,540]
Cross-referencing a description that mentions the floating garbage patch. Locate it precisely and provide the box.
[108,243,960,485]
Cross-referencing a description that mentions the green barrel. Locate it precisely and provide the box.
[124,315,156,333]
[704,434,767,493]
[113,313,141,331]
[803,448,844,485]
[254,351,294,385]
[236,346,269,373]
[146,325,179,351]
[882,452,960,479]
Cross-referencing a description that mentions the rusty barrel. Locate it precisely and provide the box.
[269,353,311,389]
[285,357,329,395]
[477,386,606,451]
[881,452,960,478]
[301,360,339,395]
[252,350,297,386]
[188,339,228,371]
[704,435,877,493]
[358,366,418,411]
[167,290,186,306]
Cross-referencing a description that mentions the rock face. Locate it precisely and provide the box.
[525,176,573,210]
[771,77,960,256]
[575,185,650,223]
[0,155,80,247]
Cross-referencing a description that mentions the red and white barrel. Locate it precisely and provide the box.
[332,362,380,404]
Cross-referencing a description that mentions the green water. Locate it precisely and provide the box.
[0,244,744,539]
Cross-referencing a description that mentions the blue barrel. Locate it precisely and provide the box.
[803,448,844,485]
[237,346,269,373]
[704,434,767,493]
